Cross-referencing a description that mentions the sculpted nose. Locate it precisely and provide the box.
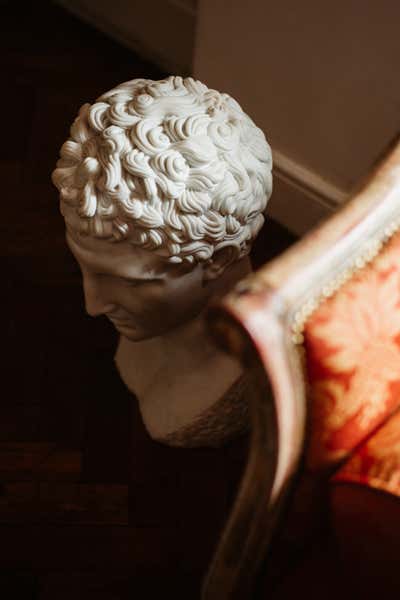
[82,274,114,317]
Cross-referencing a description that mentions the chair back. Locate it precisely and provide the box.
[203,139,400,599]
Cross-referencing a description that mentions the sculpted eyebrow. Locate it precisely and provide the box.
[88,264,160,283]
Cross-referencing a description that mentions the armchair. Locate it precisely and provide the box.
[203,138,400,598]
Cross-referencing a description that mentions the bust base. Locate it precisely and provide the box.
[159,375,250,448]
[114,331,250,448]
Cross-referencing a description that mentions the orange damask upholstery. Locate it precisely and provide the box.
[334,407,400,493]
[329,408,400,595]
[202,139,400,599]
[305,231,400,470]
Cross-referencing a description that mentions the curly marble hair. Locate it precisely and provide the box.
[52,76,273,264]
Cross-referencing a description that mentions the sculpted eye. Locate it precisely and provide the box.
[120,277,162,287]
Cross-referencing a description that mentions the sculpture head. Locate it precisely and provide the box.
[52,76,273,340]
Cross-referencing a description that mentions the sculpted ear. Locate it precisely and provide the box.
[203,245,239,282]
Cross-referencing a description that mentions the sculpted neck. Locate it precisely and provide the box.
[115,257,252,441]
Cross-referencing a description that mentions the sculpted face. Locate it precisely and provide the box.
[66,227,211,341]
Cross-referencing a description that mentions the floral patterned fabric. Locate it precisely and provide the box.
[304,232,400,470]
[332,407,400,494]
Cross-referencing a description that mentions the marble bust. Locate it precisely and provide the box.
[52,75,272,446]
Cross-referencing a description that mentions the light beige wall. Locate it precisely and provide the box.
[57,0,198,74]
[194,0,400,232]
[57,0,400,234]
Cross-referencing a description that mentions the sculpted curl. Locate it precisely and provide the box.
[52,75,273,264]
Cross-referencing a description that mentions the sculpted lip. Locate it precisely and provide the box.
[107,315,134,327]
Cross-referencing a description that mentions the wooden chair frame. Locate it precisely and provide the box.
[202,139,400,599]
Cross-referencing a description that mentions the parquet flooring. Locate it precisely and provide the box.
[1,2,296,598]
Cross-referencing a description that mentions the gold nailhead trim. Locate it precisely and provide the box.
[291,219,400,345]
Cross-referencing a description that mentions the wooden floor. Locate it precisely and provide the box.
[1,2,297,598]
